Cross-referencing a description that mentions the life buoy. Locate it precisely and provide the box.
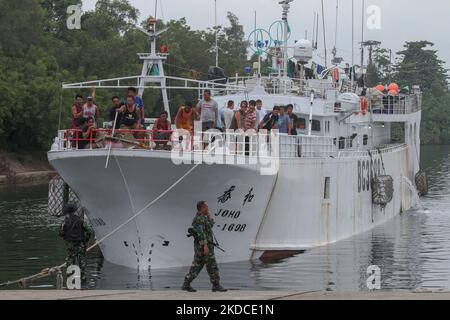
[361,96,368,115]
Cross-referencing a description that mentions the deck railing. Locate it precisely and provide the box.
[53,129,402,160]
[369,94,421,115]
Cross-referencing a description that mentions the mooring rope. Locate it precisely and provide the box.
[0,164,202,288]
[0,146,210,288]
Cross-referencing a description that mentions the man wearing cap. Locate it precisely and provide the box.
[83,95,100,124]
[59,203,93,283]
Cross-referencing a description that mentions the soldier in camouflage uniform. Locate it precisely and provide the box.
[182,201,227,292]
[59,203,93,283]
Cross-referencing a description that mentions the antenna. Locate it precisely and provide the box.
[312,12,316,46]
[208,0,222,68]
[360,0,365,76]
[351,0,354,87]
[279,0,293,79]
[254,10,257,46]
[333,0,338,60]
[315,12,319,49]
[321,0,328,68]
[331,0,343,65]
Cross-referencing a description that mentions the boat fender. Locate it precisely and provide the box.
[415,170,429,196]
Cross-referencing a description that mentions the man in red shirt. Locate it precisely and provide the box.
[71,94,84,129]
[152,111,172,150]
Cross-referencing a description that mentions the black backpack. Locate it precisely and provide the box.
[262,112,278,130]
[61,214,85,242]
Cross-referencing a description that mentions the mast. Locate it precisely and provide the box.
[280,0,293,80]
[137,19,170,120]
[214,0,219,67]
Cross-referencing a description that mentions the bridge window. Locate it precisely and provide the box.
[298,118,321,132]
[312,120,321,132]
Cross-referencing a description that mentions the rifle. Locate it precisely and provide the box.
[212,232,226,253]
[187,228,226,253]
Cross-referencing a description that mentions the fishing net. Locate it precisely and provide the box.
[372,175,394,208]
[415,170,428,197]
[48,175,81,217]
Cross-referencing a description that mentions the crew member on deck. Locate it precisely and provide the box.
[175,102,195,134]
[71,94,84,129]
[127,87,145,127]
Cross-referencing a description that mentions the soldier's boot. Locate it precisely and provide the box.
[212,283,228,292]
[181,280,197,293]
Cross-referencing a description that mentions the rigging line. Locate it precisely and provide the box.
[112,154,143,262]
[105,111,119,169]
[87,159,201,253]
[0,148,208,288]
[163,62,212,77]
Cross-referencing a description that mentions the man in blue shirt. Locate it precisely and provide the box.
[277,106,292,135]
[128,87,145,126]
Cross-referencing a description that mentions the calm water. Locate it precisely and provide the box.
[1,145,450,291]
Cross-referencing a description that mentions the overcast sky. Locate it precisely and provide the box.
[82,0,450,69]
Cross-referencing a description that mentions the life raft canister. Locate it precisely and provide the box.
[361,96,368,115]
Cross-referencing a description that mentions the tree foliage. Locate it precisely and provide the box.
[1,1,449,151]
[395,41,450,144]
[0,0,250,151]
[365,41,450,144]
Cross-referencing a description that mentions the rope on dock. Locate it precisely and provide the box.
[0,264,66,289]
[0,151,205,288]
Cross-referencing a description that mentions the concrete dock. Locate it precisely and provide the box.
[2,290,450,300]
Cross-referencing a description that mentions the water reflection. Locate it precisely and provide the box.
[1,146,450,291]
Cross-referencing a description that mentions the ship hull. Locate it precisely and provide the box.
[48,150,277,270]
[48,145,416,270]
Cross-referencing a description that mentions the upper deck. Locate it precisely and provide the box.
[202,75,422,121]
[51,128,407,162]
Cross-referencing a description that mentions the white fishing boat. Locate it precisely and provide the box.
[48,1,423,270]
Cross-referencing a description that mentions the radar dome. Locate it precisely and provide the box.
[293,39,313,64]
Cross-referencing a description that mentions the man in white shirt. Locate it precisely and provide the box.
[196,89,218,131]
[256,99,267,130]
[223,100,235,130]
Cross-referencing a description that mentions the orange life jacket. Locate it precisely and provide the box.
[361,97,368,115]
[332,68,340,82]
